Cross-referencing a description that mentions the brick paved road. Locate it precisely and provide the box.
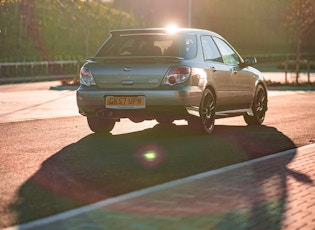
[6,144,314,230]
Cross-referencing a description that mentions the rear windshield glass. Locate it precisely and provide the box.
[96,33,197,59]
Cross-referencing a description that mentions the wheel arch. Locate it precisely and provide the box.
[256,80,268,97]
[248,81,268,116]
[204,84,217,103]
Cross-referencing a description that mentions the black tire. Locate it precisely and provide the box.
[87,116,116,134]
[188,88,216,134]
[244,85,267,125]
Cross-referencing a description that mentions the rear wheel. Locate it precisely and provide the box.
[188,88,216,134]
[244,85,267,125]
[87,116,116,134]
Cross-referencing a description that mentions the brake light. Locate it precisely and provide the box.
[162,66,191,86]
[80,66,96,86]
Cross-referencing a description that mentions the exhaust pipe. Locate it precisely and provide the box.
[96,110,115,118]
[96,110,105,117]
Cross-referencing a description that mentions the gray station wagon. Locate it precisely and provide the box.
[77,28,268,134]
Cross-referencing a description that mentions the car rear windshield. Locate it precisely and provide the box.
[96,33,197,59]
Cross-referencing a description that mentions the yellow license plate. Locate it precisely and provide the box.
[106,96,145,109]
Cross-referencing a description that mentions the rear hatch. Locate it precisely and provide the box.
[87,57,182,89]
[87,29,197,89]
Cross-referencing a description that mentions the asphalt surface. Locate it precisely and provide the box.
[5,144,315,230]
[0,81,77,123]
[0,82,315,229]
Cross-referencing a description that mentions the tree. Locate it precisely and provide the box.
[0,0,142,61]
[283,0,315,84]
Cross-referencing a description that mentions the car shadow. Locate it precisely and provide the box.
[9,123,313,228]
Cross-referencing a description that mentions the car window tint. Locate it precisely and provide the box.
[212,37,239,65]
[183,35,197,59]
[96,34,197,59]
[201,36,223,63]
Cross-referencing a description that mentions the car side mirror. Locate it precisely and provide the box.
[240,57,257,68]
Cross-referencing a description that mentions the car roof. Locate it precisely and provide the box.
[109,28,223,38]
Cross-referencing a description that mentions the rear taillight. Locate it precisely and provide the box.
[80,66,96,86]
[162,66,191,86]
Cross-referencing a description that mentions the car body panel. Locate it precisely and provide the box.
[88,61,171,89]
[205,61,234,111]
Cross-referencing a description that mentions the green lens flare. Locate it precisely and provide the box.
[143,151,156,161]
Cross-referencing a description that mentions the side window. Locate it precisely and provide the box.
[183,36,197,59]
[212,37,239,65]
[201,36,223,63]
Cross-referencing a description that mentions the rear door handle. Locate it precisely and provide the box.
[231,67,238,75]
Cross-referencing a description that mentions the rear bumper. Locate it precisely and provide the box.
[76,86,202,116]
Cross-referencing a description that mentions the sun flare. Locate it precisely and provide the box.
[166,24,179,33]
